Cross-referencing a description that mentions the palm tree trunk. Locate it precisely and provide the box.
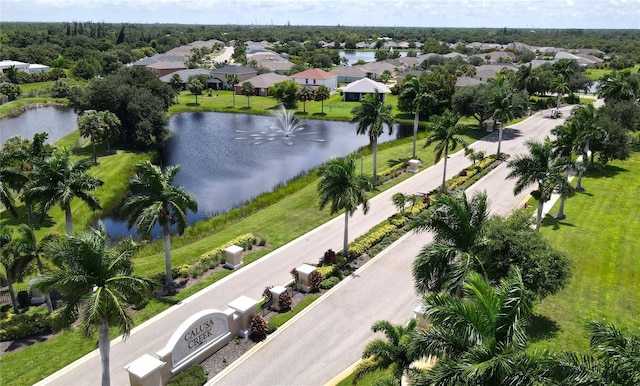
[536,200,544,230]
[99,318,111,386]
[232,91,236,106]
[441,148,448,192]
[6,275,19,314]
[372,139,378,181]
[321,100,324,114]
[343,212,349,258]
[65,207,73,235]
[497,123,504,158]
[412,110,419,159]
[163,223,172,288]
[91,141,97,164]
[557,170,569,220]
[36,258,54,313]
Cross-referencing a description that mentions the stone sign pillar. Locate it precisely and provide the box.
[408,159,421,173]
[295,264,317,292]
[228,296,257,338]
[124,354,165,386]
[270,285,288,311]
[224,245,244,269]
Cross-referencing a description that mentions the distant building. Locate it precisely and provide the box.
[0,60,50,74]
[290,68,338,91]
[239,73,290,96]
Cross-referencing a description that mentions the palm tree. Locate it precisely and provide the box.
[490,88,514,159]
[552,76,571,110]
[409,267,542,385]
[0,225,23,313]
[25,149,103,235]
[98,110,120,154]
[241,81,255,108]
[549,321,640,386]
[571,104,605,170]
[597,70,638,103]
[168,73,183,103]
[399,76,436,159]
[423,109,467,192]
[0,149,26,217]
[226,73,239,106]
[120,161,197,288]
[314,85,330,113]
[507,137,572,230]
[410,190,489,295]
[35,224,155,386]
[353,319,419,384]
[188,78,204,104]
[317,154,375,256]
[351,91,395,181]
[297,86,313,113]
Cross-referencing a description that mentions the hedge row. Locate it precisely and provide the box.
[347,223,397,259]
[0,308,52,341]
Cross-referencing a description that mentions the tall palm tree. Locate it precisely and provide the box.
[0,225,23,313]
[399,76,437,159]
[0,149,26,217]
[409,267,543,385]
[551,76,571,110]
[314,85,330,114]
[226,73,239,107]
[351,91,395,181]
[410,190,489,295]
[423,109,467,192]
[296,86,313,113]
[317,154,375,256]
[507,137,572,230]
[571,104,605,170]
[490,88,514,159]
[25,149,103,235]
[35,224,155,386]
[120,161,197,288]
[354,318,419,384]
[11,224,57,312]
[597,70,638,103]
[77,110,104,164]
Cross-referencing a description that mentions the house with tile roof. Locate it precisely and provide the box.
[239,73,291,96]
[247,52,294,74]
[158,69,212,89]
[290,68,337,91]
[342,78,391,102]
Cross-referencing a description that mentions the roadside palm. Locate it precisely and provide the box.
[490,88,514,158]
[410,267,542,385]
[398,77,436,159]
[351,91,395,181]
[354,319,419,384]
[35,224,155,386]
[507,137,572,230]
[120,161,197,288]
[317,153,375,256]
[25,149,103,235]
[410,190,489,295]
[423,109,467,192]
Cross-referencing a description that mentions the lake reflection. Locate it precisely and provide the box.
[103,111,408,239]
[0,106,78,145]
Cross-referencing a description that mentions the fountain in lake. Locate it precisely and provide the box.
[235,105,325,146]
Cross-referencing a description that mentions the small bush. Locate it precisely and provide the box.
[290,268,299,284]
[17,291,30,309]
[262,286,274,302]
[320,276,340,289]
[249,314,269,340]
[0,307,52,341]
[322,249,337,265]
[309,271,323,292]
[167,365,207,386]
[278,291,292,311]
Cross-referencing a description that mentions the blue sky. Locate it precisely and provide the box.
[2,0,639,29]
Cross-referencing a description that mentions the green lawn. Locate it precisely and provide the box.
[529,152,640,352]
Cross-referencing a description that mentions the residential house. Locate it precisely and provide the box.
[359,61,398,79]
[342,78,391,102]
[456,76,484,88]
[247,52,295,74]
[290,68,338,91]
[474,63,518,82]
[210,65,258,90]
[239,73,290,96]
[328,66,368,83]
[158,68,212,89]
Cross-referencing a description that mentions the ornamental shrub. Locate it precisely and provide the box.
[322,249,337,265]
[262,286,274,302]
[320,276,340,290]
[167,365,207,386]
[278,291,292,311]
[249,314,269,340]
[0,307,52,341]
[309,271,323,292]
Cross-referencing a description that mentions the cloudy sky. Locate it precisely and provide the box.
[2,0,639,29]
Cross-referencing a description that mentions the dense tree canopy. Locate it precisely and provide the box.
[68,66,173,149]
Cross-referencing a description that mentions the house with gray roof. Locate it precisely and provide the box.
[210,65,258,90]
[474,64,518,82]
[247,52,294,74]
[158,69,212,89]
[329,66,368,83]
[342,78,390,102]
[240,73,290,96]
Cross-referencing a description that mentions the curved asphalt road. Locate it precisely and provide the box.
[36,105,576,386]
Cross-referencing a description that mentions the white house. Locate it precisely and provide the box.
[342,77,391,102]
[290,68,338,91]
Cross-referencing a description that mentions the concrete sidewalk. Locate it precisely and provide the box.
[36,105,575,386]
